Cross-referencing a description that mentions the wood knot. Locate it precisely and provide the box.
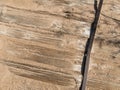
[64,11,73,19]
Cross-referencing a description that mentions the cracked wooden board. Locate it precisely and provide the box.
[0,0,95,90]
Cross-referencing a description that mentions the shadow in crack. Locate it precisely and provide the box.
[80,0,100,90]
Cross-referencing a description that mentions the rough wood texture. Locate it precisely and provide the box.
[0,0,94,90]
[87,0,120,90]
[0,0,119,90]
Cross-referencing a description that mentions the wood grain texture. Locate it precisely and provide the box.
[0,0,95,90]
[87,0,120,90]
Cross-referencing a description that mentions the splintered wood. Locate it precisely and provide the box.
[0,0,94,90]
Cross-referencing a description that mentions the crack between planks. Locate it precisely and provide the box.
[80,0,104,90]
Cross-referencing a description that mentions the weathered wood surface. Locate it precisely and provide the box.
[0,0,119,90]
[0,0,94,90]
[87,0,120,90]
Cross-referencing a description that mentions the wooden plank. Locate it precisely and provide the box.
[87,0,120,89]
[0,0,95,90]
